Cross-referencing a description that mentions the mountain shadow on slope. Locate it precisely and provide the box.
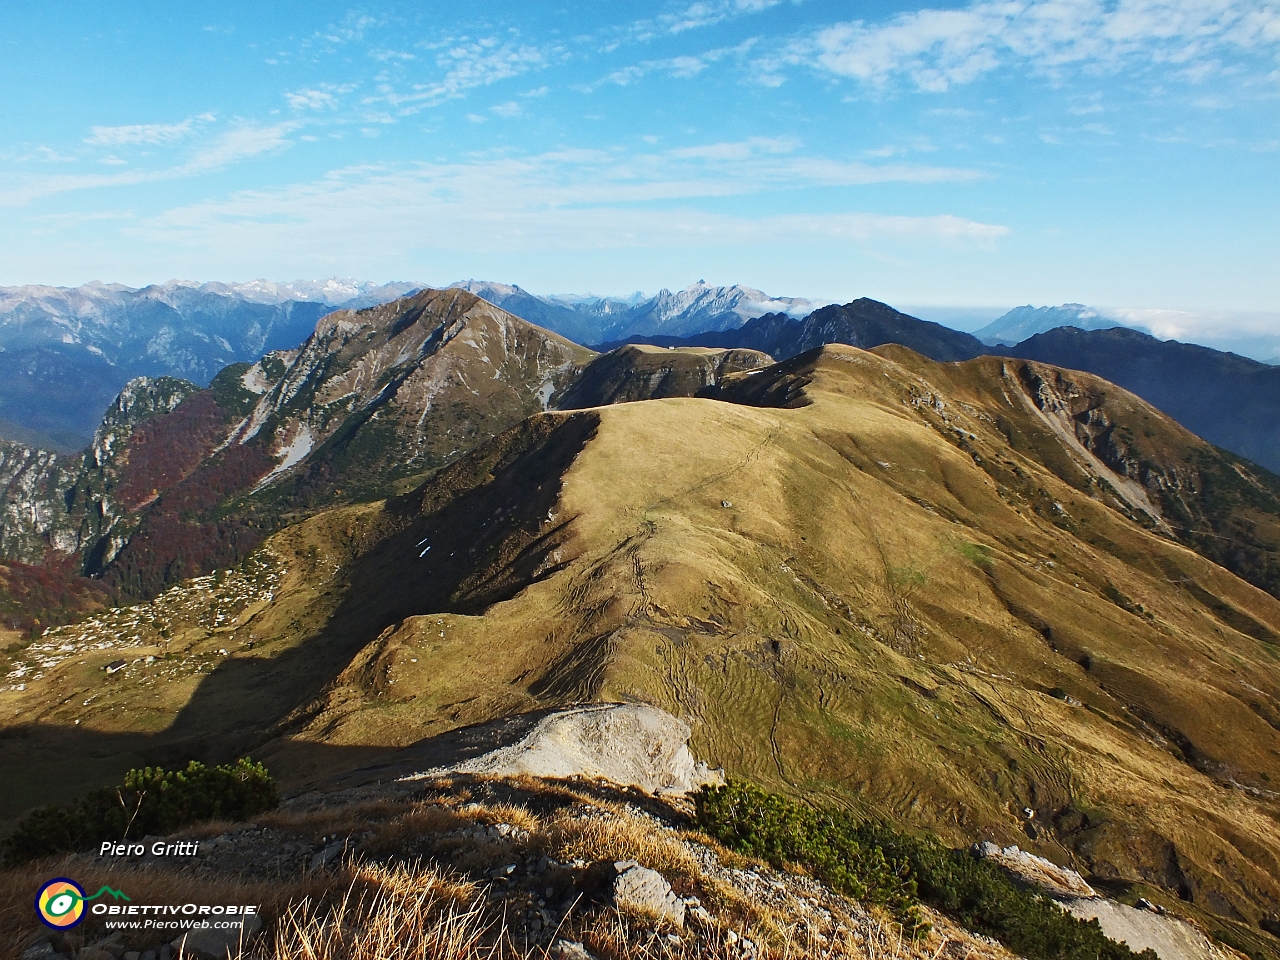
[0,412,600,818]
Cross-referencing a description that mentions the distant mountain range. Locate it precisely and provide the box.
[593,297,985,362]
[598,300,1280,477]
[3,277,1277,485]
[449,279,828,345]
[0,279,823,450]
[0,280,408,450]
[971,303,1135,345]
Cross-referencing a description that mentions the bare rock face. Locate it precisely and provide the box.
[402,703,724,796]
[973,842,1097,899]
[611,860,686,928]
[1062,899,1235,960]
[971,843,1233,960]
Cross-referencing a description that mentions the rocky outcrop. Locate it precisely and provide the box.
[583,859,686,927]
[0,377,199,563]
[352,704,724,796]
[404,704,724,795]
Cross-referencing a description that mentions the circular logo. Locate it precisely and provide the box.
[36,878,86,929]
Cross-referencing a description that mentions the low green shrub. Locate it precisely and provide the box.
[697,780,1157,960]
[2,758,277,864]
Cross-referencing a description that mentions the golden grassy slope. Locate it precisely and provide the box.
[4,344,1280,948]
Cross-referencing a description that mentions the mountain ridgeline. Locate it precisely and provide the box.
[0,289,591,610]
[3,328,1280,952]
[3,287,1280,619]
[596,298,1280,481]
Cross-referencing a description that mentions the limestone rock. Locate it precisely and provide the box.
[548,942,597,960]
[401,703,724,795]
[593,859,686,928]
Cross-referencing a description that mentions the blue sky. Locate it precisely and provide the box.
[2,0,1278,328]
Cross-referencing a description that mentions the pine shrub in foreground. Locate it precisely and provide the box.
[2,758,277,864]
[696,780,1157,960]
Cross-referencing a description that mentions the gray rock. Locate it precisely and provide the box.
[1062,898,1225,960]
[309,839,347,870]
[611,860,685,928]
[399,703,724,795]
[974,841,1000,858]
[18,940,60,960]
[171,914,262,960]
[549,942,597,960]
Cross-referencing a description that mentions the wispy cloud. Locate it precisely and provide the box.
[762,0,1280,91]
[286,83,356,111]
[370,36,555,114]
[3,122,298,206]
[286,89,338,111]
[85,113,215,146]
[597,40,756,87]
[124,141,1002,262]
[664,0,784,34]
[617,0,785,40]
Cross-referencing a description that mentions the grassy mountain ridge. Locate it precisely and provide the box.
[5,342,1280,950]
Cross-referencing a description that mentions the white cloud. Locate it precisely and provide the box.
[21,147,78,163]
[85,113,215,147]
[375,37,553,114]
[598,41,755,87]
[764,0,1280,91]
[125,144,1003,260]
[286,89,338,111]
[2,123,297,206]
[186,123,296,170]
[491,101,523,118]
[662,0,784,34]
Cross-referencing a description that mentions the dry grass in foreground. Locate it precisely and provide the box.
[2,775,1014,960]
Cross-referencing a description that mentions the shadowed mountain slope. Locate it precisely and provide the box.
[557,345,773,410]
[6,344,1280,951]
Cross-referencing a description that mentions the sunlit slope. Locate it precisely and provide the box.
[5,343,1280,935]
[262,344,1279,925]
